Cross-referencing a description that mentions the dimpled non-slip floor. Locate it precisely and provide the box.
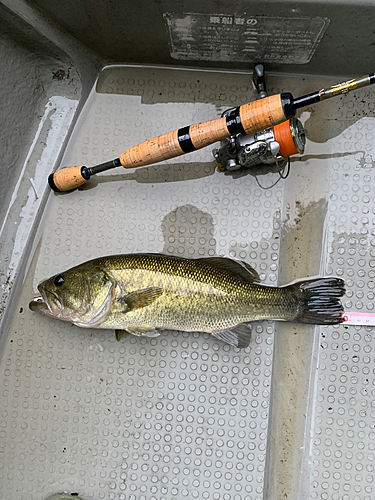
[308,124,375,499]
[1,66,375,500]
[1,66,282,500]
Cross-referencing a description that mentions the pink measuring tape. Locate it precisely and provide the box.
[343,311,375,326]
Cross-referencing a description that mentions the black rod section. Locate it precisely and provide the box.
[292,73,375,111]
[292,91,321,110]
[87,158,121,176]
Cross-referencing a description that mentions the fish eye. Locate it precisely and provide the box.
[54,275,65,287]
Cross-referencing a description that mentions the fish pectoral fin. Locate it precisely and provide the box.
[198,257,260,283]
[211,323,252,349]
[115,329,131,341]
[127,326,160,337]
[117,287,163,312]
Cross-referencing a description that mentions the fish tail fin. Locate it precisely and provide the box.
[287,277,345,324]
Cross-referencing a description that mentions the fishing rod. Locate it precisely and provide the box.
[49,73,375,192]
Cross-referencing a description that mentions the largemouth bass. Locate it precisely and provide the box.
[29,253,345,348]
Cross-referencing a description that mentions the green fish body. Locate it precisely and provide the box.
[29,253,345,348]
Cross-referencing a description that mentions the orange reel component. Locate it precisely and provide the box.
[273,119,304,158]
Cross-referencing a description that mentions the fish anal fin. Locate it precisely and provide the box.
[117,287,163,311]
[198,257,260,283]
[116,326,160,340]
[127,326,160,337]
[211,323,252,349]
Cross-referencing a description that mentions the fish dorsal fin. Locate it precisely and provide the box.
[198,257,260,283]
[211,323,252,348]
[117,287,163,311]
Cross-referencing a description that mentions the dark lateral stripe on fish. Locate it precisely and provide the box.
[177,126,196,153]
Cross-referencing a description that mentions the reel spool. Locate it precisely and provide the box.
[213,115,306,171]
[213,63,306,172]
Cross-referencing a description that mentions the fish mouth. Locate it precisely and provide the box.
[29,295,54,316]
[29,287,64,318]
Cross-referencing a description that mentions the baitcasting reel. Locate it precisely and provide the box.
[213,64,306,172]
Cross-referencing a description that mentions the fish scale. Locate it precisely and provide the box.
[99,254,293,331]
[30,253,346,349]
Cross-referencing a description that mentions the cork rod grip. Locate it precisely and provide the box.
[119,94,287,168]
[239,94,287,134]
[49,93,289,191]
[48,165,88,192]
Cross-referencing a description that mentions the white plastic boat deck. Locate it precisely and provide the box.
[1,65,375,500]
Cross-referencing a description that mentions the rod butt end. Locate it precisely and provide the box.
[48,166,90,192]
[48,172,62,192]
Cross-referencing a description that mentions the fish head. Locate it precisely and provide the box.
[29,263,116,327]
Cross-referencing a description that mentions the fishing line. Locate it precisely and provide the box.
[254,156,291,190]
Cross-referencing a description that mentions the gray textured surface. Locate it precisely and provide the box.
[2,2,375,500]
[1,66,284,500]
[28,0,375,76]
[1,64,375,500]
[0,0,100,330]
[306,126,375,500]
[0,1,79,225]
